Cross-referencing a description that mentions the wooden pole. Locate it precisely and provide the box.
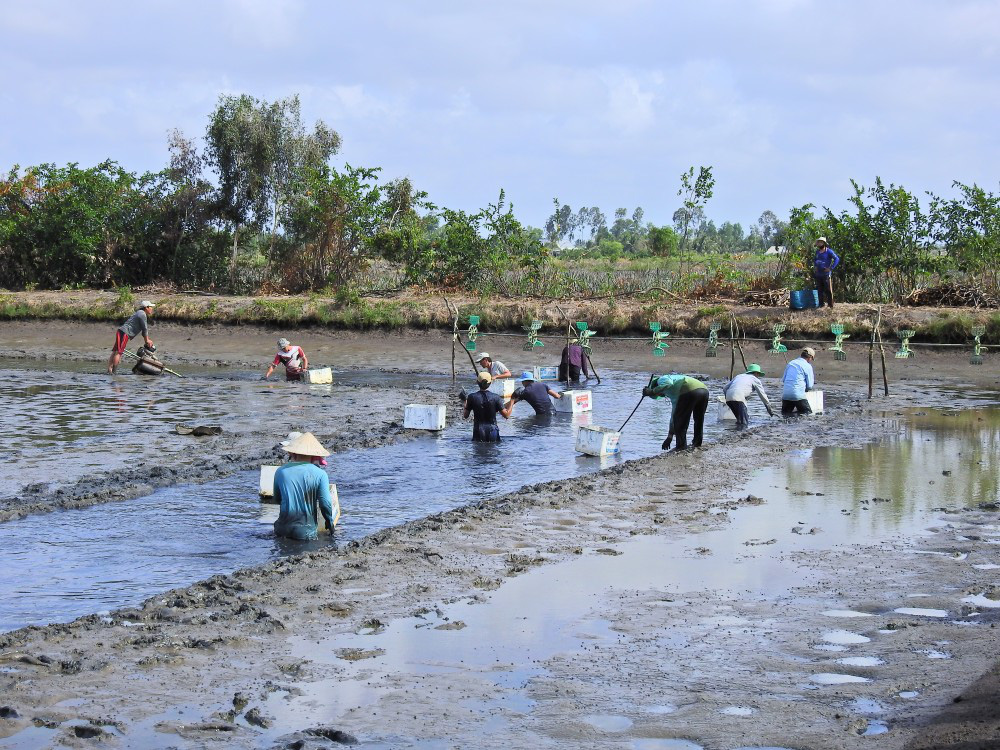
[451,312,457,384]
[868,322,875,400]
[729,316,736,379]
[873,306,889,396]
[556,305,572,386]
[444,297,479,376]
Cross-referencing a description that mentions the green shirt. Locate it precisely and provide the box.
[649,374,707,408]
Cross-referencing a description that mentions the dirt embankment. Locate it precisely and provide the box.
[2,288,999,342]
[1,400,1000,748]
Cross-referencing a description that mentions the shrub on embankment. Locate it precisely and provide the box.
[3,289,1000,345]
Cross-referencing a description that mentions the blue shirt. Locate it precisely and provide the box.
[273,462,334,540]
[781,358,815,401]
[814,247,841,278]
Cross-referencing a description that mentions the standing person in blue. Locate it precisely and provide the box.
[781,348,816,416]
[273,432,335,540]
[463,371,513,442]
[511,371,563,415]
[107,300,155,375]
[813,236,841,309]
[642,373,710,450]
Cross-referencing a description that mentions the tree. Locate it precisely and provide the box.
[162,130,216,282]
[757,210,781,251]
[675,166,715,261]
[204,93,340,289]
[647,224,679,257]
[544,198,574,247]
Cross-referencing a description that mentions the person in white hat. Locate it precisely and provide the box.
[475,352,512,380]
[511,371,562,415]
[264,337,309,381]
[273,431,335,539]
[813,237,841,309]
[781,348,816,416]
[107,300,155,374]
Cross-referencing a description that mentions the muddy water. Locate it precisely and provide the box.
[0,368,762,633]
[242,406,1000,746]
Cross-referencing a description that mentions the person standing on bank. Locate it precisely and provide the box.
[724,363,775,427]
[463,371,513,442]
[814,237,841,309]
[781,348,816,416]
[108,300,155,375]
[475,353,512,380]
[511,371,562,415]
[273,432,335,540]
[264,338,309,381]
[558,343,590,383]
[643,373,710,450]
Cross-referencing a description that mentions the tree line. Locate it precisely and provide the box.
[1,93,998,302]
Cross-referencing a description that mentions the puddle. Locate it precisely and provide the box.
[632,741,703,750]
[893,607,948,618]
[916,648,952,659]
[821,609,873,618]
[810,673,871,685]
[899,690,920,699]
[972,563,1000,570]
[962,593,1000,608]
[837,656,885,667]
[822,630,871,645]
[720,705,756,716]
[583,714,633,732]
[850,696,885,714]
[813,644,848,652]
[861,719,889,736]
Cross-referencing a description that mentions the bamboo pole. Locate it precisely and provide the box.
[868,323,875,400]
[729,316,736,379]
[444,297,479,376]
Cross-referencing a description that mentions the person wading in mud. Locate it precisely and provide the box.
[781,348,816,416]
[463,372,513,442]
[107,300,155,375]
[264,338,309,381]
[643,373,710,450]
[723,363,775,427]
[475,352,512,381]
[511,371,562,415]
[813,237,841,309]
[558,342,590,383]
[273,432,335,540]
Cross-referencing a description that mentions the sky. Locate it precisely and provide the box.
[2,0,998,232]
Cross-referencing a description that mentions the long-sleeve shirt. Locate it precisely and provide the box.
[814,247,841,278]
[724,373,773,412]
[273,462,334,540]
[781,358,815,401]
[560,345,591,378]
[649,374,708,408]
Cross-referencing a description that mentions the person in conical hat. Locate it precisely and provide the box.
[273,432,334,539]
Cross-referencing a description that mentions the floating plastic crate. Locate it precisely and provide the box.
[533,366,560,381]
[806,390,824,413]
[488,378,517,398]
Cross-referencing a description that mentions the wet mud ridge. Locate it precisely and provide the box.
[2,404,1000,749]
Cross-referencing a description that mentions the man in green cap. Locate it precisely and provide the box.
[642,373,710,450]
[723,363,775,427]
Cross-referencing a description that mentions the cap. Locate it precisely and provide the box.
[137,300,155,309]
[277,338,290,348]
[745,363,764,376]
[814,237,828,247]
[281,431,329,457]
[519,371,535,382]
[802,347,816,358]
[476,352,491,362]
[477,371,493,385]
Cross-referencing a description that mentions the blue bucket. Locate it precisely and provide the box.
[790,290,805,310]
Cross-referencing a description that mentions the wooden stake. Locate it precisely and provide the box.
[444,297,479,376]
[729,316,736,379]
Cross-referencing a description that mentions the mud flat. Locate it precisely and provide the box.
[1,396,1000,748]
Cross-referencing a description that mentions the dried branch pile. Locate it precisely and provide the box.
[904,283,999,309]
[741,288,790,307]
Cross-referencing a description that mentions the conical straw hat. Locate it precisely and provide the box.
[282,431,329,457]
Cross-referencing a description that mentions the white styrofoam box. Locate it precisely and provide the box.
[488,378,516,398]
[404,404,447,430]
[552,389,592,413]
[303,367,333,384]
[259,465,279,497]
[717,396,737,422]
[806,390,824,413]
[533,365,560,381]
[575,425,621,456]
